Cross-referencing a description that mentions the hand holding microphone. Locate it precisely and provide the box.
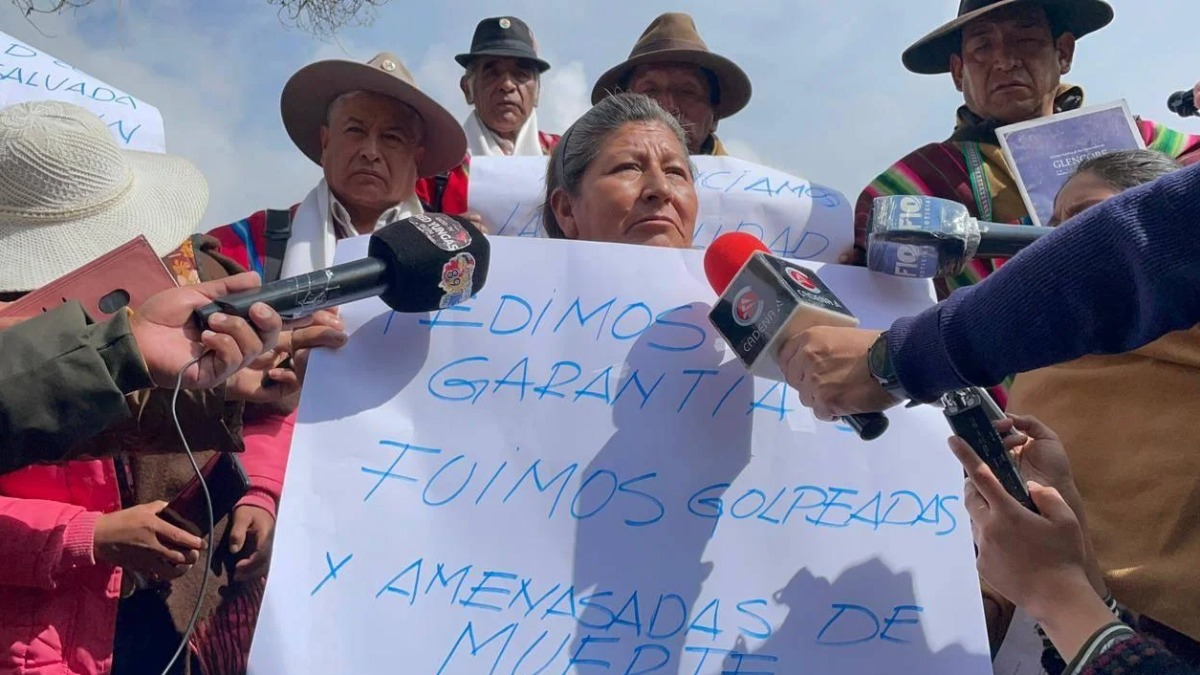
[189,213,489,405]
[755,193,1051,423]
[194,213,490,326]
[778,327,902,426]
[703,232,891,440]
[132,272,284,390]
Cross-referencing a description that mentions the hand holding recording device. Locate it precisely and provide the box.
[159,452,251,538]
[865,334,1033,509]
[125,452,251,595]
[942,387,1037,513]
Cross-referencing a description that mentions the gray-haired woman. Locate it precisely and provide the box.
[1050,149,1182,225]
[543,92,698,248]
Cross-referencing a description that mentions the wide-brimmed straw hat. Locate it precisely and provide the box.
[903,0,1114,75]
[455,16,551,73]
[0,100,207,293]
[280,52,467,177]
[591,12,752,120]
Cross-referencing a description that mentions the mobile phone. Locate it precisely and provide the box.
[942,388,1038,513]
[159,452,251,538]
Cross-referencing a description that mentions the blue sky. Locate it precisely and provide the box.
[3,0,1197,228]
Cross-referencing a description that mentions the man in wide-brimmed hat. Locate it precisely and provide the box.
[210,52,467,282]
[204,53,460,670]
[850,0,1200,284]
[591,12,751,156]
[412,16,561,216]
[206,52,461,562]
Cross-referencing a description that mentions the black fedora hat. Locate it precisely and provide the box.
[455,16,551,73]
[903,0,1114,75]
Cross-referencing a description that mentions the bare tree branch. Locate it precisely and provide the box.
[9,0,391,38]
[11,0,91,16]
[10,0,92,38]
[267,0,390,38]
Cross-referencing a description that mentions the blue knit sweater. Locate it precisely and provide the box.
[890,162,1200,402]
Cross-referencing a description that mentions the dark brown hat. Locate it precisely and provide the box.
[903,0,1114,75]
[455,16,550,73]
[591,12,751,120]
[280,52,467,177]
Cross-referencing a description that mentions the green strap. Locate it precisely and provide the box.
[963,142,994,222]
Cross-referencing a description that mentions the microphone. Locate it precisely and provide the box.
[866,195,1052,278]
[1168,90,1198,118]
[704,232,890,441]
[194,213,490,326]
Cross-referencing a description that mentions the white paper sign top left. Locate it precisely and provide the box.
[0,30,165,152]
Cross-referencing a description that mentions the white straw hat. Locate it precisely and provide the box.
[0,100,208,292]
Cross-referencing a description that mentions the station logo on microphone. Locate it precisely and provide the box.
[771,259,853,320]
[786,267,819,292]
[411,213,473,252]
[710,252,859,379]
[438,253,476,308]
[709,253,792,368]
[731,286,764,326]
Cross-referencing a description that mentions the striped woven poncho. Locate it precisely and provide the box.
[851,84,1200,405]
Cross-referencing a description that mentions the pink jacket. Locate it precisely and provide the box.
[0,428,291,675]
[0,459,122,675]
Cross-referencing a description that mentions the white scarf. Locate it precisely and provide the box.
[462,109,546,157]
[279,178,424,276]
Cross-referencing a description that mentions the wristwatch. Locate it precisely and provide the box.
[867,331,910,401]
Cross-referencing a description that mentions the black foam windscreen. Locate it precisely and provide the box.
[368,213,491,313]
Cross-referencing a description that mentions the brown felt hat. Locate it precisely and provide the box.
[591,12,751,120]
[903,0,1114,75]
[280,52,467,177]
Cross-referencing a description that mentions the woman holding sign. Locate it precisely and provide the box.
[542,93,719,672]
[542,92,698,249]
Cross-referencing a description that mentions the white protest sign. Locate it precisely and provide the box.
[250,237,991,675]
[0,30,165,152]
[470,156,854,263]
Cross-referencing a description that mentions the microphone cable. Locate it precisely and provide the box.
[159,355,215,675]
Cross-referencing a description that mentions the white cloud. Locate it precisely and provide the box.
[308,36,370,63]
[538,60,590,134]
[717,137,762,165]
[410,42,470,123]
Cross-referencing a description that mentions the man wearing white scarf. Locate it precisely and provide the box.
[413,16,560,216]
[209,52,466,278]
[462,106,547,158]
[456,15,556,158]
[203,54,467,557]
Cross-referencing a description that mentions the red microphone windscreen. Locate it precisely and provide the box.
[703,232,770,294]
